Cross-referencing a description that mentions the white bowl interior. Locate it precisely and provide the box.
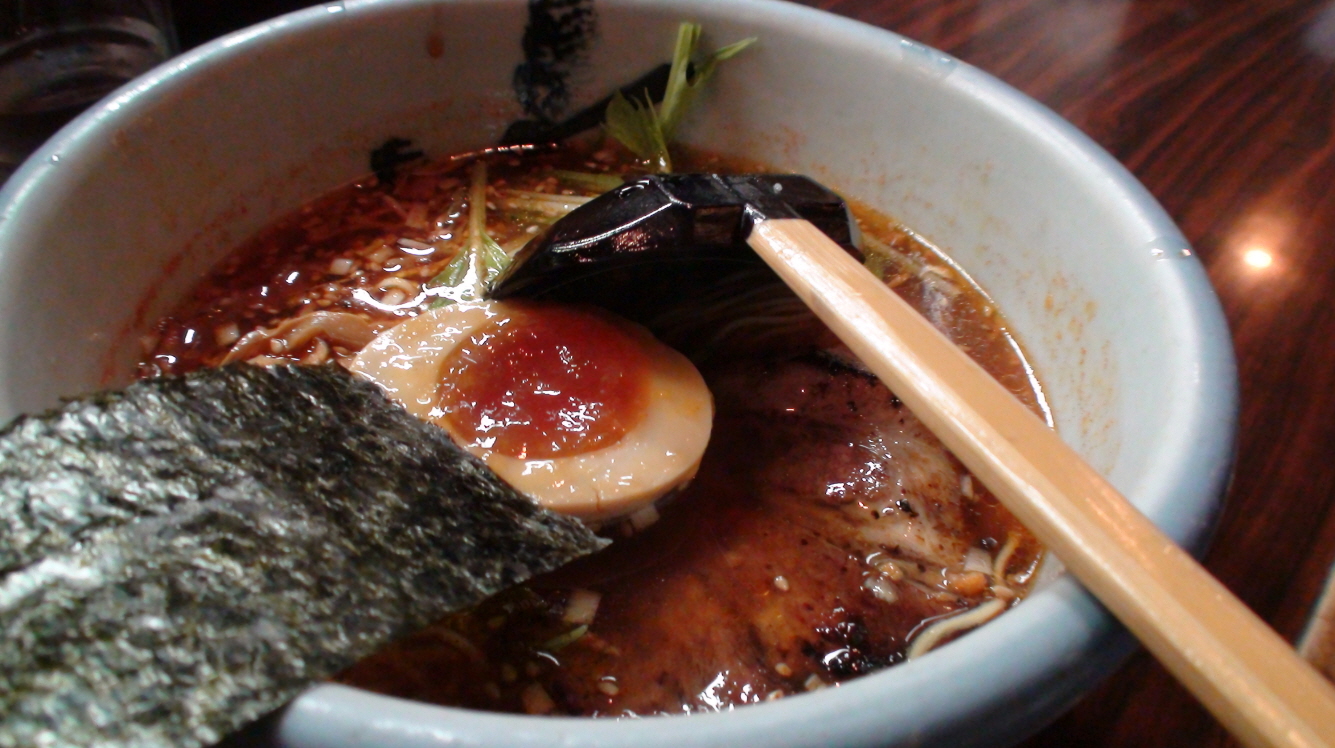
[0,1,1237,746]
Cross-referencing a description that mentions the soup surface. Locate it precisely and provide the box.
[141,144,1045,716]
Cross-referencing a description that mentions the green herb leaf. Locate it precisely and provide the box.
[661,30,757,138]
[433,250,471,289]
[552,170,627,193]
[426,160,513,307]
[479,230,509,285]
[605,90,672,172]
[604,22,755,173]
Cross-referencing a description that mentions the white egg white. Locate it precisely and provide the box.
[349,300,713,521]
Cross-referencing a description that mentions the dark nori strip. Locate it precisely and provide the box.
[0,364,607,748]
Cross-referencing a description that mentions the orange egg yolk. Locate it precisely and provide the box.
[434,304,653,460]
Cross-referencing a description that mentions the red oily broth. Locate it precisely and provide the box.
[141,144,1045,716]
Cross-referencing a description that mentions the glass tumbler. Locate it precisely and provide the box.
[0,0,177,181]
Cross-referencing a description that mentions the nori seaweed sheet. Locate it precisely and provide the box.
[0,364,607,748]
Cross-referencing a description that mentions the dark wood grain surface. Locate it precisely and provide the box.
[170,1,1335,746]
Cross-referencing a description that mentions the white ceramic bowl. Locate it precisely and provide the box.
[0,1,1237,746]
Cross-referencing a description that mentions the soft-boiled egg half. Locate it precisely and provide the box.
[350,300,713,521]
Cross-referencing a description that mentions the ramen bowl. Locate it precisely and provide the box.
[0,0,1236,746]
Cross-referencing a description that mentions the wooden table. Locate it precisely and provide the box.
[172,1,1335,746]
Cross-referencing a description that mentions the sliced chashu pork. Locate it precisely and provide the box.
[712,352,974,572]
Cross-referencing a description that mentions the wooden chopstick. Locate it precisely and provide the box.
[748,216,1335,748]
